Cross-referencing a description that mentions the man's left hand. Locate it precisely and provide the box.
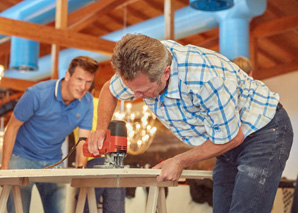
[152,157,184,182]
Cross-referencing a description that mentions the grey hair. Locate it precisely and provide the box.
[111,33,172,82]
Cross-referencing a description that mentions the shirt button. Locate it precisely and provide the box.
[161,103,164,107]
[182,137,186,141]
[169,124,173,127]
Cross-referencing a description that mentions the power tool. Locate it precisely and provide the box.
[83,120,127,168]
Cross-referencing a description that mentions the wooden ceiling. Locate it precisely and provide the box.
[0,0,298,94]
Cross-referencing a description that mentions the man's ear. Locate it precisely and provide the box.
[65,70,70,81]
[164,66,171,80]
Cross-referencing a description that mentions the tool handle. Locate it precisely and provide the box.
[82,130,111,157]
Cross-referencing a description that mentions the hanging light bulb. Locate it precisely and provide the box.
[0,65,4,81]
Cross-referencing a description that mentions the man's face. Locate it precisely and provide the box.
[65,66,94,100]
[121,67,170,99]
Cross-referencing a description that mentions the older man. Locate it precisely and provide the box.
[88,34,293,213]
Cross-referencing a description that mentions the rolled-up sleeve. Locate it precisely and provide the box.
[109,74,136,101]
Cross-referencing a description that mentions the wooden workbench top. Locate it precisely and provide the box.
[0,168,212,183]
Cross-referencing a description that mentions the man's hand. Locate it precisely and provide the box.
[152,157,184,182]
[87,129,106,156]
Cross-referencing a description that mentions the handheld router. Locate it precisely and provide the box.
[83,120,127,168]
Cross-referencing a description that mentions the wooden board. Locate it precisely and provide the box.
[0,168,212,183]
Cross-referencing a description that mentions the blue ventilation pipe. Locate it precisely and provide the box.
[214,0,266,59]
[0,0,96,71]
[3,0,266,81]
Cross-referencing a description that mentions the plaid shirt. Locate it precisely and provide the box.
[109,40,279,146]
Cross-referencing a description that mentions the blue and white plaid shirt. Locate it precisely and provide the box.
[109,40,279,146]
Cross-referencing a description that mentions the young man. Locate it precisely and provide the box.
[88,33,293,212]
[1,56,98,213]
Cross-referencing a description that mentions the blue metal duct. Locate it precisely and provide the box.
[3,0,266,81]
[0,0,96,71]
[215,0,266,59]
[190,0,234,11]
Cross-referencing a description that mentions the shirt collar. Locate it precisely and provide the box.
[163,59,180,100]
[55,79,63,102]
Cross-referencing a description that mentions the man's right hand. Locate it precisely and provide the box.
[87,129,107,156]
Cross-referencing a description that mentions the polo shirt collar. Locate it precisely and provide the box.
[55,79,64,102]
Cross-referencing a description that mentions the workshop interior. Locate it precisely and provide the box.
[0,0,297,212]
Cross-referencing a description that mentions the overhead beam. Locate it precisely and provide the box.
[51,0,68,79]
[0,77,37,92]
[0,16,115,55]
[68,0,125,32]
[67,0,125,27]
[164,0,175,40]
[252,14,298,38]
[255,62,298,80]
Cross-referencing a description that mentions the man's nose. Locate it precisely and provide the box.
[134,92,143,99]
[81,81,87,90]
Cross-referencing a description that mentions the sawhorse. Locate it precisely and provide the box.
[0,177,29,213]
[72,177,178,213]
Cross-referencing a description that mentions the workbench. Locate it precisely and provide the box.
[0,168,212,213]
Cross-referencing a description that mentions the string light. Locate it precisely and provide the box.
[113,102,157,155]
[0,65,4,81]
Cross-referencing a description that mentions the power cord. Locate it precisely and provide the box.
[43,137,87,169]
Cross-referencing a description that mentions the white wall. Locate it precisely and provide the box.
[262,71,298,179]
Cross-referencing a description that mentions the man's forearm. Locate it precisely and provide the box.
[2,127,18,169]
[96,81,118,130]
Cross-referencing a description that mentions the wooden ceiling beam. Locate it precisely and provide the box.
[198,35,219,48]
[252,14,298,38]
[0,77,37,92]
[0,16,115,55]
[257,48,281,64]
[0,41,11,57]
[164,0,175,40]
[67,0,124,27]
[255,62,298,80]
[51,0,68,79]
[68,0,127,32]
[261,38,297,62]
[144,0,164,13]
[127,5,151,20]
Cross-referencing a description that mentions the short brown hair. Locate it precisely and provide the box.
[111,33,172,82]
[68,56,98,76]
[232,56,252,75]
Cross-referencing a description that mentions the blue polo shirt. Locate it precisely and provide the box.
[13,79,93,161]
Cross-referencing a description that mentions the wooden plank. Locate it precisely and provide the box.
[255,61,298,80]
[0,169,213,183]
[157,187,167,213]
[76,187,87,213]
[0,177,29,185]
[0,16,115,55]
[67,0,124,27]
[164,0,174,40]
[51,0,68,79]
[146,186,159,213]
[252,14,298,38]
[68,0,125,32]
[87,188,97,213]
[0,185,11,213]
[12,186,23,213]
[71,177,178,188]
[0,77,37,92]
